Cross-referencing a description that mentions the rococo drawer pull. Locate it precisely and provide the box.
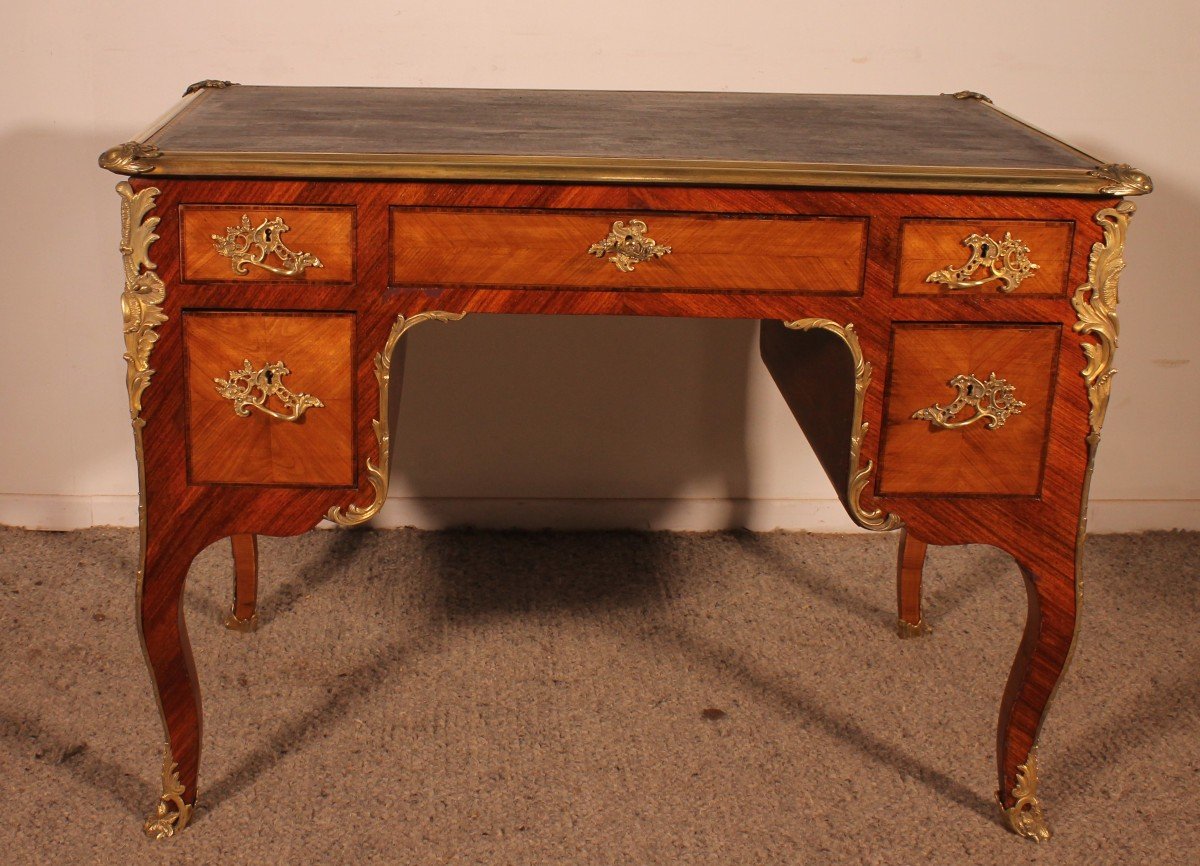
[212,215,324,277]
[588,219,672,272]
[215,360,324,422]
[912,372,1025,430]
[925,232,1038,293]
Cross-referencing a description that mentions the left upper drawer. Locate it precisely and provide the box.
[179,205,355,283]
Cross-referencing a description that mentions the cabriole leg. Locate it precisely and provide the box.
[896,527,931,638]
[225,533,259,631]
[138,522,205,839]
[995,545,1079,842]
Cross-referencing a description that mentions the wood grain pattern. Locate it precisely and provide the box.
[878,324,1062,496]
[896,528,928,630]
[180,205,355,282]
[125,175,1121,833]
[229,534,258,625]
[183,312,356,486]
[896,219,1074,296]
[390,209,866,293]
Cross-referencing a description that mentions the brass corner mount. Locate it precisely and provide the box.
[1089,163,1153,196]
[184,79,237,97]
[944,90,993,104]
[99,141,162,175]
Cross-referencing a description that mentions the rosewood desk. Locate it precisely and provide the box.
[99,83,1152,842]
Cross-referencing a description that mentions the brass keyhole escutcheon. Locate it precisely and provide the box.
[587,219,672,272]
[214,360,324,422]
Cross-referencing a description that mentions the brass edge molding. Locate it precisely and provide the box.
[588,219,672,272]
[1089,163,1153,196]
[897,618,931,639]
[326,311,466,526]
[144,745,193,839]
[782,319,900,531]
[102,148,1141,194]
[100,141,163,175]
[1072,201,1135,436]
[944,90,993,104]
[183,79,237,97]
[1000,747,1050,842]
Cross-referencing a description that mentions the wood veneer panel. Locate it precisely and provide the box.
[180,205,355,282]
[896,219,1073,296]
[184,312,356,486]
[390,209,866,293]
[878,324,1061,496]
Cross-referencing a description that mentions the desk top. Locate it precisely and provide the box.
[100,83,1151,196]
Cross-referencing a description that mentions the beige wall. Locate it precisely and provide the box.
[1,1,1196,532]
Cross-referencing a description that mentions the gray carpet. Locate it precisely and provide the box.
[0,526,1196,864]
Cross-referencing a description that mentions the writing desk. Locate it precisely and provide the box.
[100,83,1152,841]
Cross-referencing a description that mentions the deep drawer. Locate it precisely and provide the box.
[183,311,356,487]
[390,208,867,293]
[878,323,1061,496]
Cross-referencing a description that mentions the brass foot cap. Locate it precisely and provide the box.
[1000,747,1051,842]
[144,801,193,840]
[144,748,193,839]
[1000,798,1050,843]
[896,618,932,639]
[224,609,259,632]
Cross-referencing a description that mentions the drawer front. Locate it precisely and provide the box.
[184,312,356,486]
[878,324,1060,496]
[896,219,1073,296]
[390,209,867,293]
[180,205,355,283]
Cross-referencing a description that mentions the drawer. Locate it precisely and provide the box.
[180,205,355,283]
[183,312,356,486]
[896,219,1073,296]
[878,324,1061,496]
[390,209,867,293]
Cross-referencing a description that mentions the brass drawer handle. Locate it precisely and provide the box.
[925,232,1037,293]
[588,219,672,272]
[912,372,1025,430]
[215,360,324,422]
[212,215,323,277]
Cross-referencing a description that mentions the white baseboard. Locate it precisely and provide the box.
[1,493,1197,533]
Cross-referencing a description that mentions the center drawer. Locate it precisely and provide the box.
[389,208,867,293]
